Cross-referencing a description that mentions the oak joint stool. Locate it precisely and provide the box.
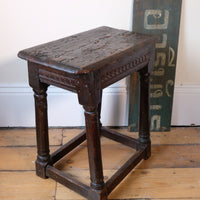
[18,26,156,200]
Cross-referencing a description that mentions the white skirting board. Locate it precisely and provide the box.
[171,85,200,126]
[0,84,128,127]
[0,84,199,127]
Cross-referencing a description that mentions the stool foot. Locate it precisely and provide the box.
[88,188,107,200]
[138,136,151,160]
[35,159,49,179]
[144,144,151,160]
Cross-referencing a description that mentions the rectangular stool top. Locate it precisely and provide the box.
[18,26,156,74]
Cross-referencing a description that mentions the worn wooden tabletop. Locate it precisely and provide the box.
[18,26,156,74]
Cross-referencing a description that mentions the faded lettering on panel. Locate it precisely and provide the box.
[129,0,182,131]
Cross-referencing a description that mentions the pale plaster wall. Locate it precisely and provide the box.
[0,0,132,85]
[175,0,200,85]
[0,0,199,127]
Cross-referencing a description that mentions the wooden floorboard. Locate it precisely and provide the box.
[56,168,200,199]
[54,144,200,171]
[0,146,60,170]
[0,128,63,146]
[109,168,200,199]
[54,144,136,171]
[111,127,200,145]
[0,127,200,200]
[62,129,85,145]
[138,144,200,169]
[0,171,56,200]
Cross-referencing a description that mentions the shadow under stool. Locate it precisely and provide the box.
[18,26,156,200]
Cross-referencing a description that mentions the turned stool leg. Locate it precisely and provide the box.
[84,105,107,200]
[33,84,50,178]
[139,65,151,160]
[98,90,103,128]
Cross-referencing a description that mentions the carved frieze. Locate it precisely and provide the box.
[101,54,150,84]
[39,69,79,91]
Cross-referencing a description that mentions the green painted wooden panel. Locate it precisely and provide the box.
[129,0,182,131]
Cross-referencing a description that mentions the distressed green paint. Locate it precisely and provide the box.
[128,0,182,131]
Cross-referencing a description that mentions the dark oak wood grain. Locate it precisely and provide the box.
[105,148,145,195]
[18,26,156,200]
[50,130,86,164]
[139,65,151,159]
[46,165,90,198]
[101,127,140,149]
[18,26,156,74]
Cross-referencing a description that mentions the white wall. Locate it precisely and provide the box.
[0,0,132,84]
[0,0,132,127]
[175,0,200,85]
[0,0,200,127]
[171,0,200,126]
